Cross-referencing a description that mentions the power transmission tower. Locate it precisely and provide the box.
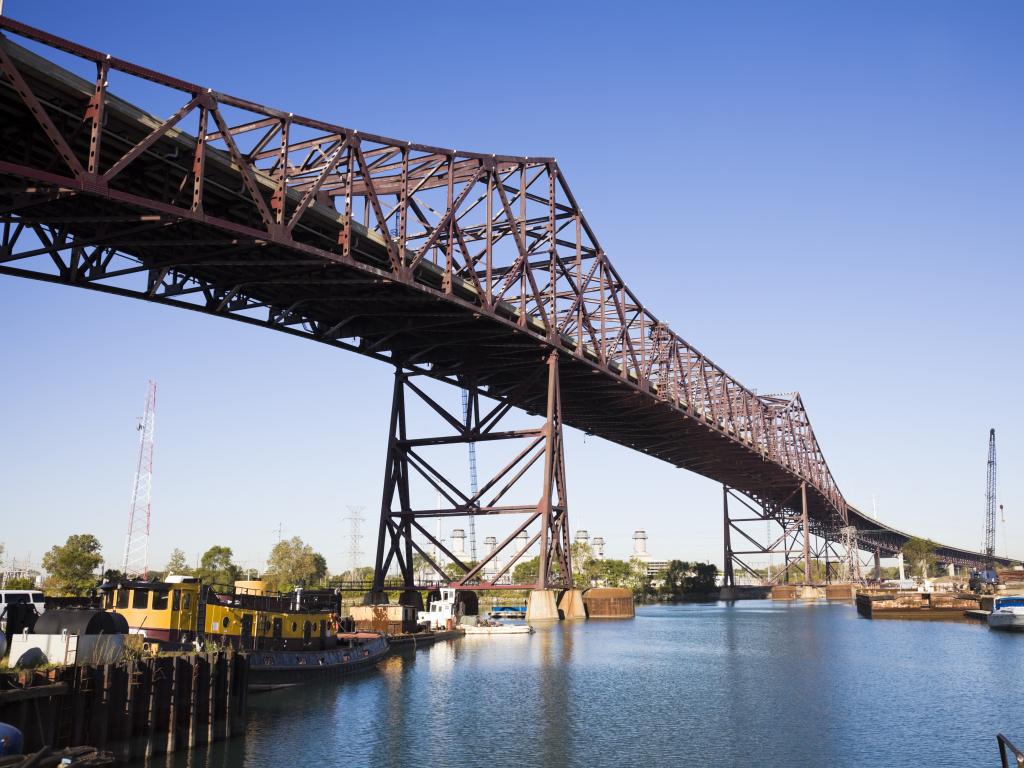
[462,388,479,563]
[122,380,156,578]
[985,428,997,569]
[344,505,365,575]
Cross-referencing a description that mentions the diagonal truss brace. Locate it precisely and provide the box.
[371,352,572,592]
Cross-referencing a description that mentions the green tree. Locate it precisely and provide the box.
[334,566,373,585]
[4,577,35,590]
[411,552,435,581]
[626,557,653,599]
[687,562,718,593]
[312,553,328,586]
[571,541,593,580]
[512,555,540,585]
[586,558,633,587]
[197,545,241,587]
[165,548,192,576]
[660,560,688,597]
[41,534,103,596]
[263,537,326,592]
[901,538,937,578]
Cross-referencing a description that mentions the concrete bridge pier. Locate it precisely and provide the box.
[527,589,560,621]
[558,589,586,619]
[898,553,906,581]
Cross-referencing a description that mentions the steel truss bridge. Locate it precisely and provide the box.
[0,18,1010,594]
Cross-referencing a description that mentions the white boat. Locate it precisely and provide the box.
[417,588,460,630]
[463,622,533,636]
[987,596,1024,631]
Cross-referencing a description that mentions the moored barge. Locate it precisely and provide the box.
[248,632,390,691]
[99,576,389,688]
[855,590,980,620]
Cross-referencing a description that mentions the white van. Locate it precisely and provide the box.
[0,590,46,634]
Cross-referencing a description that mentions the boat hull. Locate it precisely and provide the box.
[247,633,389,690]
[463,624,533,635]
[988,612,1024,632]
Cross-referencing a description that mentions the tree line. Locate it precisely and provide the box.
[511,542,718,599]
[30,534,330,597]
[23,534,721,598]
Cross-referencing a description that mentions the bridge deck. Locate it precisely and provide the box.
[0,19,1009,568]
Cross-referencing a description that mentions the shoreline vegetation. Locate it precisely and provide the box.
[6,536,721,603]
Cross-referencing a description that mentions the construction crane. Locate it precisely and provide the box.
[461,388,478,563]
[971,428,999,592]
[985,428,998,566]
[121,380,157,578]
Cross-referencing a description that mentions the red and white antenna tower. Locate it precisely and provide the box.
[122,380,157,578]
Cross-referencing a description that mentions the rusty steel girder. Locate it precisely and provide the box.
[0,18,1011,571]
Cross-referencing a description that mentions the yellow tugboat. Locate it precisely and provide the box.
[100,576,389,690]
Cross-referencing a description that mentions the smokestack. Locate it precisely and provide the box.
[633,530,648,556]
[452,528,467,557]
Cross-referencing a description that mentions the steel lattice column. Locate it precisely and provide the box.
[722,485,817,586]
[371,352,572,594]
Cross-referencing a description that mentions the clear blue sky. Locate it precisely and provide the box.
[1,1,1021,574]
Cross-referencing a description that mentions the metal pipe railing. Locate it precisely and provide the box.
[998,734,1024,768]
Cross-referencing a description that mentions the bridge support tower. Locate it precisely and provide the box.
[371,352,573,602]
[722,483,827,587]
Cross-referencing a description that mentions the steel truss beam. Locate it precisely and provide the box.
[0,17,1013,570]
[371,351,572,592]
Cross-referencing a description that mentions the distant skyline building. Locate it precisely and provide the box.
[592,537,605,559]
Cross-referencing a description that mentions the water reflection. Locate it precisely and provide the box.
[536,622,574,767]
[129,604,1021,768]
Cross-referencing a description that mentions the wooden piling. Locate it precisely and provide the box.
[95,664,111,751]
[119,662,134,763]
[0,651,247,758]
[144,659,158,758]
[70,665,88,746]
[224,650,234,740]
[166,656,180,754]
[207,653,217,745]
[187,654,200,749]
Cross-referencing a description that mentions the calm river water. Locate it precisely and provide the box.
[144,601,1022,768]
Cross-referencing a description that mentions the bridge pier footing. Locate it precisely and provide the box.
[798,585,824,600]
[527,590,560,621]
[398,590,424,614]
[558,589,586,619]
